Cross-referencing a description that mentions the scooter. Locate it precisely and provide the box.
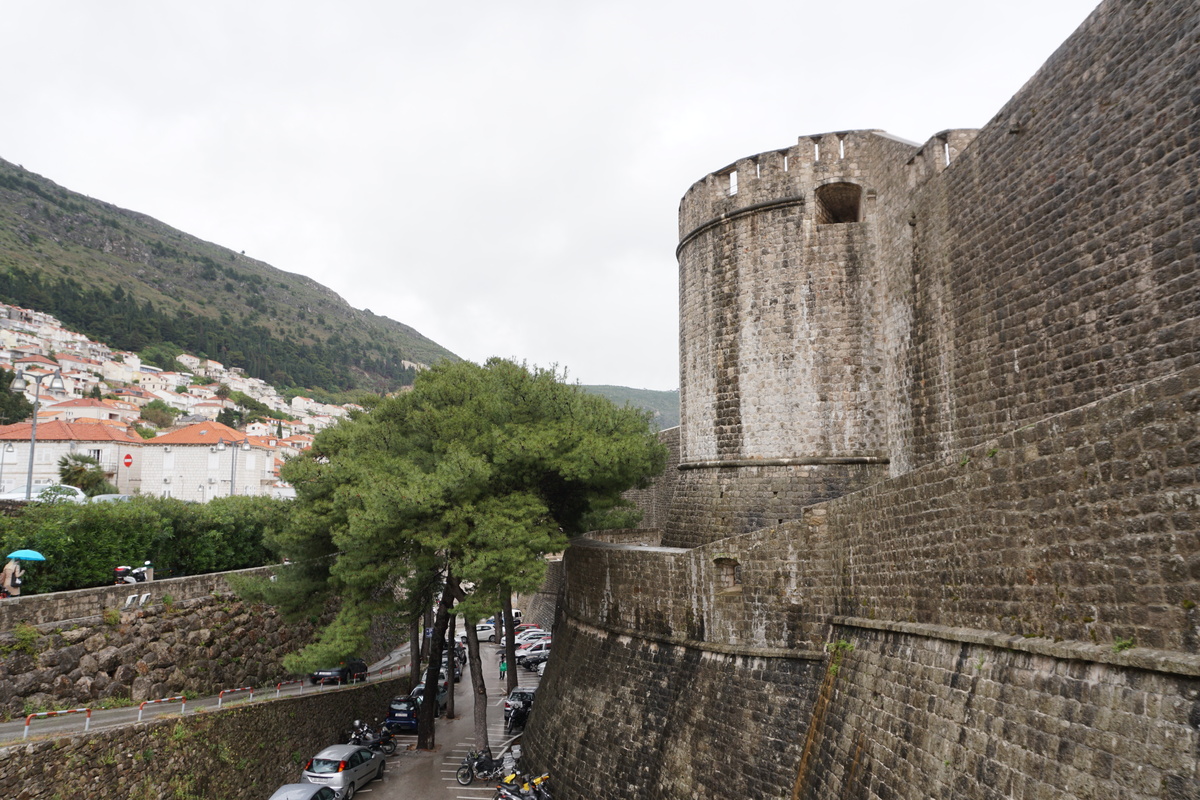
[114,561,152,585]
[506,700,530,734]
[348,719,397,756]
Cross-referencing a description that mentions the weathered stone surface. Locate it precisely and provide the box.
[0,591,320,716]
[533,1,1200,797]
[0,678,406,799]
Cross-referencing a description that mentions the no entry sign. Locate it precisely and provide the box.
[123,454,133,468]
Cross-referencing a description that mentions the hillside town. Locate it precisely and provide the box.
[0,302,365,500]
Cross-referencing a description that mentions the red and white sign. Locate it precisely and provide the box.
[123,454,133,468]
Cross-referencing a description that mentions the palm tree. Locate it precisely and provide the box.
[57,453,114,496]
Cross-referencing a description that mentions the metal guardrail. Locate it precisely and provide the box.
[216,686,254,708]
[275,679,306,699]
[137,695,186,721]
[24,707,91,739]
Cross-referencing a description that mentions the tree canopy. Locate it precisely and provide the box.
[258,358,666,668]
[0,368,33,424]
[58,453,117,496]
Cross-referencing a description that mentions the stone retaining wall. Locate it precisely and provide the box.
[0,590,318,718]
[803,622,1200,798]
[0,677,406,799]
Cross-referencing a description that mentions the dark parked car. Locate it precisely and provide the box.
[309,658,368,685]
[441,653,463,682]
[410,681,448,716]
[522,650,550,671]
[384,694,420,733]
[503,686,537,721]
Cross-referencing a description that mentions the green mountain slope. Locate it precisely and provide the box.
[580,385,679,431]
[0,158,457,393]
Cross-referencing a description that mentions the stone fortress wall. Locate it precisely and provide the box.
[526,2,1200,798]
[0,567,322,716]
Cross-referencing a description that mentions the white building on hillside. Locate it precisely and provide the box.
[0,420,143,495]
[139,421,274,502]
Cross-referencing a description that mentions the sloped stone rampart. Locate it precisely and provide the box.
[522,620,823,800]
[0,677,406,800]
[0,591,319,717]
[802,622,1200,799]
[530,364,1200,798]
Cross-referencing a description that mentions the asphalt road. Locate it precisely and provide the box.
[0,642,414,743]
[2,637,546,800]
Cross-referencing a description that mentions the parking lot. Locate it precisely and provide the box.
[339,640,543,799]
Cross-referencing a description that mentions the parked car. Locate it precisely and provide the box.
[504,686,538,721]
[441,653,463,682]
[410,681,448,716]
[267,785,339,800]
[384,694,420,733]
[519,645,551,669]
[476,622,498,642]
[0,484,87,503]
[309,658,368,685]
[513,623,541,635]
[515,640,551,665]
[514,629,551,646]
[537,660,547,677]
[300,744,384,798]
[90,493,134,503]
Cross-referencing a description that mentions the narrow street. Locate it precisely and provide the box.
[336,641,541,800]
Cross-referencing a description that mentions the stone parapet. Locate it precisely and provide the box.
[0,565,275,631]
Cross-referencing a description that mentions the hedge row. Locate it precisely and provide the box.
[0,495,286,593]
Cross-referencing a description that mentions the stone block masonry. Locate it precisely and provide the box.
[0,587,320,717]
[531,0,1200,793]
[0,676,406,799]
[531,364,1200,798]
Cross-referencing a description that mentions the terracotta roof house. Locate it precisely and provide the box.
[12,354,58,370]
[40,398,140,425]
[0,420,143,495]
[141,421,274,501]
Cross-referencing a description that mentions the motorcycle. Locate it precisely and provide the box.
[456,748,515,786]
[348,719,397,756]
[493,772,551,800]
[506,699,530,734]
[114,561,152,585]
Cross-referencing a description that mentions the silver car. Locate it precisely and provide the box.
[268,785,339,800]
[300,744,384,799]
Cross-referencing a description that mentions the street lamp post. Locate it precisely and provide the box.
[8,370,65,500]
[212,438,252,497]
[0,443,14,493]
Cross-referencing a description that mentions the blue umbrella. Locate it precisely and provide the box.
[6,549,45,561]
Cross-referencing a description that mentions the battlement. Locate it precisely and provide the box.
[678,128,979,241]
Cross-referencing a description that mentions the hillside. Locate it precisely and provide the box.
[0,158,458,393]
[580,385,679,431]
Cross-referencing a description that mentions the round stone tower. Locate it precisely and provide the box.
[665,130,913,547]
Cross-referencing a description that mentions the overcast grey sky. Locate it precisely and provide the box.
[3,1,1099,390]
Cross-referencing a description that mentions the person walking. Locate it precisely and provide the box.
[499,657,507,681]
[1,558,24,598]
